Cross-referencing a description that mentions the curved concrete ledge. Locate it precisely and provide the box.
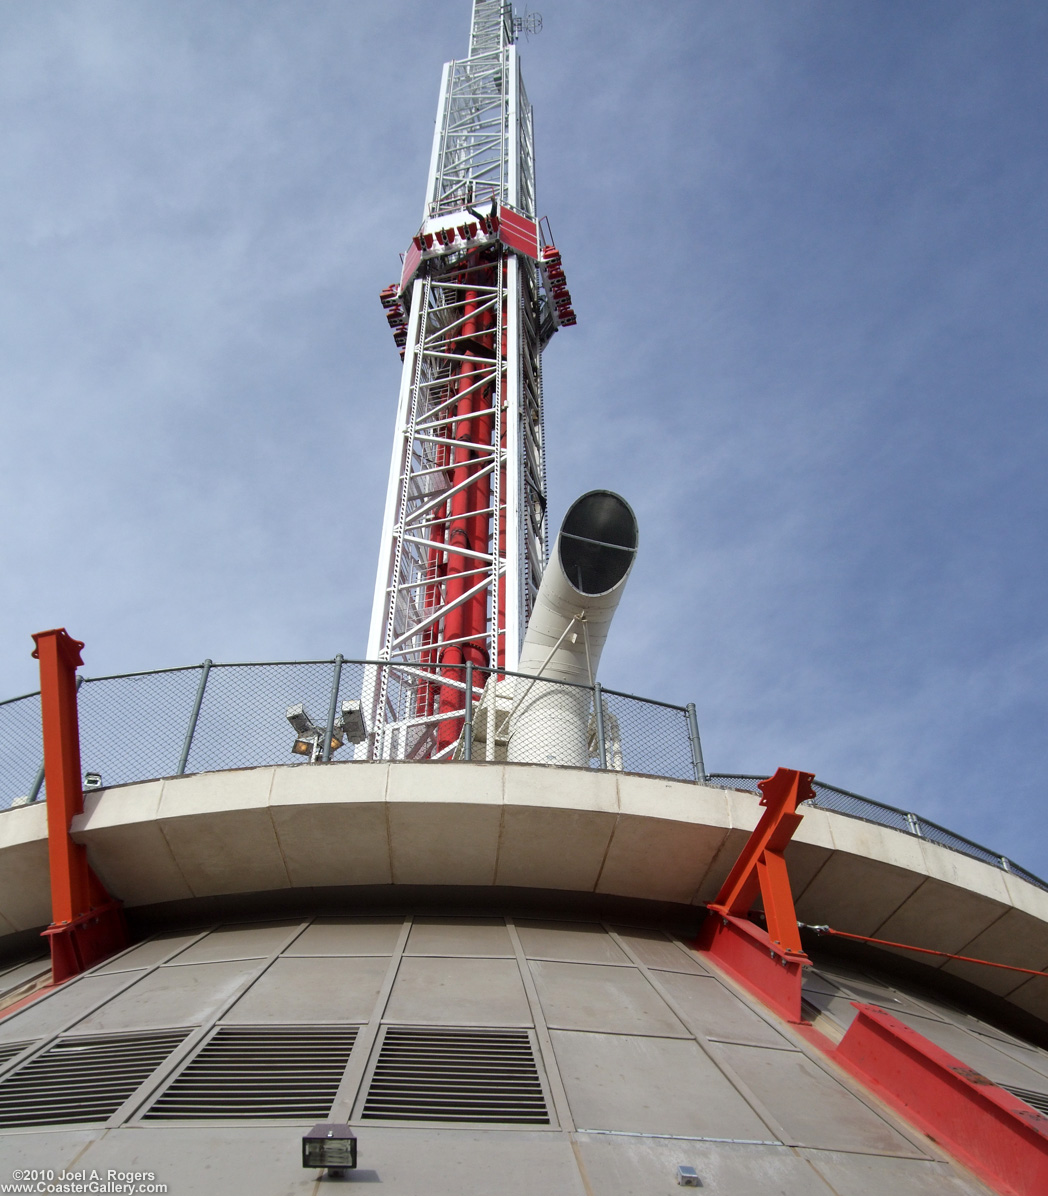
[2,762,1047,1019]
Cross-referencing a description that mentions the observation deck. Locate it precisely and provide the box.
[2,658,1047,1033]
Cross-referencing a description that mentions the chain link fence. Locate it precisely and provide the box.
[0,690,44,810]
[0,659,701,807]
[1,659,1043,894]
[708,773,1047,894]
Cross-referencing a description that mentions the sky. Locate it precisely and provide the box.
[2,2,1046,876]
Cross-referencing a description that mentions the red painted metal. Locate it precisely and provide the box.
[435,254,499,750]
[833,1003,1048,1196]
[32,628,126,984]
[695,767,814,1021]
[497,206,540,257]
[698,912,808,1023]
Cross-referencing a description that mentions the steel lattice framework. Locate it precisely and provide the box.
[363,0,575,760]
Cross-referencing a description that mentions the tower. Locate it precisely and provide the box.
[3,6,1048,1194]
[363,0,573,761]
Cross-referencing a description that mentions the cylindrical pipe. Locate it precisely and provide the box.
[463,659,474,761]
[177,661,212,776]
[322,655,344,764]
[509,491,638,766]
[593,680,607,770]
[686,702,706,783]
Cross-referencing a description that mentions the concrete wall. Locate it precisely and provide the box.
[2,761,1047,1021]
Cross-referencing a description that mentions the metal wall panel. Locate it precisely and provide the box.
[552,1030,772,1140]
[654,973,791,1048]
[67,962,258,1036]
[529,962,689,1037]
[576,1136,837,1196]
[0,972,134,1042]
[170,922,299,963]
[223,956,388,1024]
[0,957,49,1000]
[712,1043,923,1156]
[0,1128,103,1177]
[94,933,202,972]
[611,927,708,975]
[405,918,513,957]
[283,917,403,956]
[802,1150,993,1196]
[62,1125,349,1196]
[385,957,531,1026]
[977,1033,1048,1085]
[516,920,631,964]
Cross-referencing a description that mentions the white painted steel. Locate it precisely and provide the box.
[508,493,638,766]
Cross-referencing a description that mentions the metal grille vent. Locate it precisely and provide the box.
[0,1030,188,1128]
[144,1026,358,1120]
[1002,1084,1048,1117]
[0,1041,33,1070]
[362,1027,549,1124]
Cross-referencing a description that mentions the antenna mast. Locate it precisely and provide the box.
[364,0,572,760]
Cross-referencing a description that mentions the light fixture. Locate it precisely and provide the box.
[336,699,367,745]
[286,704,347,763]
[676,1165,700,1187]
[302,1123,357,1176]
[84,772,103,790]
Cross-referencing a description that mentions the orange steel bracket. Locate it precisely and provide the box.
[696,767,815,1022]
[32,628,126,984]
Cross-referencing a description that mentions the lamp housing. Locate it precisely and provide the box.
[285,704,316,737]
[336,700,367,745]
[302,1123,357,1173]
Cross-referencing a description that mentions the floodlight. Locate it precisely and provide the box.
[336,699,367,745]
[287,702,346,762]
[302,1123,357,1176]
[286,704,315,737]
[84,773,103,790]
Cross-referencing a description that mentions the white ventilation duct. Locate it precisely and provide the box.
[508,491,638,766]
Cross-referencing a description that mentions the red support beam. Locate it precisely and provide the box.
[833,1004,1048,1196]
[32,628,126,984]
[696,767,814,1022]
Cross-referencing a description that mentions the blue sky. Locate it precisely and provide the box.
[2,2,1046,877]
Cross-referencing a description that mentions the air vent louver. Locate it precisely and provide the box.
[144,1026,358,1120]
[0,1041,33,1071]
[0,1030,188,1127]
[362,1027,549,1124]
[1001,1083,1048,1117]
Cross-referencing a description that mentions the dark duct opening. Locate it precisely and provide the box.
[558,490,638,595]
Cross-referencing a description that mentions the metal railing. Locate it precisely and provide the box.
[709,774,1048,895]
[0,658,1042,893]
[0,658,701,807]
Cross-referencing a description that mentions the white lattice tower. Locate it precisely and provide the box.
[363,0,575,760]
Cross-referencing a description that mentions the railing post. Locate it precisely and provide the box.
[687,702,706,783]
[593,681,607,770]
[906,812,923,837]
[177,659,212,776]
[322,654,344,764]
[463,661,473,762]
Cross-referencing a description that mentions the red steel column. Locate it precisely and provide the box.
[696,767,813,1022]
[32,628,126,983]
